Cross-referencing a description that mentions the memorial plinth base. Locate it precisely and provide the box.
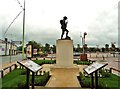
[56,39,73,67]
[50,64,79,77]
[50,64,79,69]
[48,39,80,87]
[80,54,88,61]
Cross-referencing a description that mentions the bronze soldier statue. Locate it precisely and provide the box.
[60,16,70,39]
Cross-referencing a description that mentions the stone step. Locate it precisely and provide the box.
[30,86,91,89]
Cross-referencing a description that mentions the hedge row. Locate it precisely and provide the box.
[33,60,91,65]
[32,71,50,86]
[74,60,91,65]
[33,60,56,65]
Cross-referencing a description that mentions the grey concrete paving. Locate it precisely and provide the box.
[46,68,81,87]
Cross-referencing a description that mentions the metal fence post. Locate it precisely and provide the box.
[1,70,3,78]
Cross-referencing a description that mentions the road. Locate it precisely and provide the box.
[0,54,26,64]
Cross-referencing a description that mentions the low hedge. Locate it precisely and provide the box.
[77,72,91,88]
[99,69,111,77]
[33,60,56,65]
[74,60,91,65]
[32,71,50,86]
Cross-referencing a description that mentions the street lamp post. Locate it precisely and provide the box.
[80,32,87,61]
[5,38,8,56]
[22,0,25,59]
[80,32,82,48]
[83,32,87,54]
[10,40,12,63]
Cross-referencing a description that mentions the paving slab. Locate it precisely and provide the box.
[46,68,81,87]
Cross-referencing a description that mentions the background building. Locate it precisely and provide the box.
[0,39,17,56]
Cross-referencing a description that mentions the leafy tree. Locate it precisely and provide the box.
[88,47,97,52]
[17,46,22,51]
[101,47,105,52]
[111,42,116,51]
[52,45,56,53]
[45,43,50,53]
[76,44,81,52]
[105,44,109,51]
[27,40,40,52]
[73,45,76,52]
[84,44,88,52]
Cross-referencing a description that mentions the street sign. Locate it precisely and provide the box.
[17,60,42,72]
[12,41,22,44]
[84,62,108,89]
[33,49,37,55]
[26,45,32,58]
[84,62,108,75]
[17,60,42,89]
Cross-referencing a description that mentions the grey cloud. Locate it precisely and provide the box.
[86,8,118,47]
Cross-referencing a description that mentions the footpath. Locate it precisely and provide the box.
[46,68,80,87]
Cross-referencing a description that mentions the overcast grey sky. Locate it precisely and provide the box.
[0,0,119,47]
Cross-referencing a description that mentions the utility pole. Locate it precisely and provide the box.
[5,38,8,56]
[22,0,25,59]
[83,32,87,54]
[80,32,82,48]
[10,40,12,63]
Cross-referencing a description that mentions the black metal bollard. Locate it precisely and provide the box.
[15,64,17,69]
[9,66,12,72]
[1,70,4,78]
[110,68,112,73]
[39,71,42,76]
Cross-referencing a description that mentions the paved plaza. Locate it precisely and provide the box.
[1,53,119,88]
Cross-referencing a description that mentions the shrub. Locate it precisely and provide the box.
[82,78,91,87]
[20,70,26,75]
[33,60,56,65]
[74,60,91,65]
[99,69,111,77]
[32,71,50,86]
[17,81,26,89]
[78,72,91,87]
[98,81,108,89]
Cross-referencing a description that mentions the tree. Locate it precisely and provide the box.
[27,40,41,54]
[84,44,88,52]
[111,42,116,51]
[17,46,22,51]
[101,47,105,52]
[88,47,97,53]
[73,45,76,52]
[45,43,50,53]
[76,44,81,52]
[52,45,56,53]
[105,44,109,52]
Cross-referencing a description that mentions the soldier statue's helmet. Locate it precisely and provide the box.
[63,16,67,19]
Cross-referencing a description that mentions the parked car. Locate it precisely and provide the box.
[110,52,120,54]
[73,52,81,56]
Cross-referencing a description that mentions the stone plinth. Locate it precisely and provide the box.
[56,39,73,67]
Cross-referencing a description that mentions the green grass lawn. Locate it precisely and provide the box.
[2,68,50,89]
[99,74,120,88]
[2,69,26,89]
